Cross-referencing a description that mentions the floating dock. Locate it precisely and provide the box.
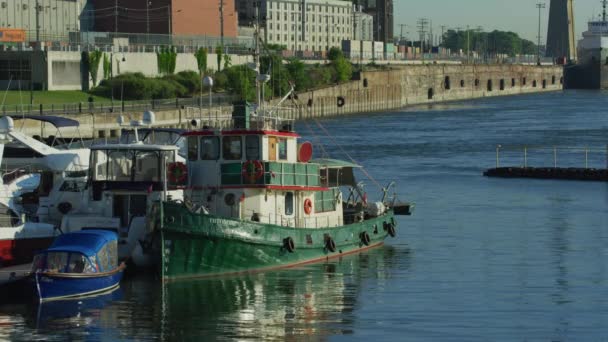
[484,167,608,181]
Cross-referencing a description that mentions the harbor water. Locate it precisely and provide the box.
[2,90,608,341]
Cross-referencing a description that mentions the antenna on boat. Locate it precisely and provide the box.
[116,111,155,144]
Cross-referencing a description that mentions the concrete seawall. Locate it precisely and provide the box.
[15,64,563,137]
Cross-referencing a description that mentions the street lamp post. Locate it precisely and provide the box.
[536,2,546,66]
[147,1,151,44]
[203,76,213,123]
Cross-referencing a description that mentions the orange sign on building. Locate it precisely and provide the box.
[0,28,26,43]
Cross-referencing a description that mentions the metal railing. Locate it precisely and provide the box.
[0,94,240,117]
[495,145,608,169]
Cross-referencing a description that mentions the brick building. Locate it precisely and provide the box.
[90,0,238,37]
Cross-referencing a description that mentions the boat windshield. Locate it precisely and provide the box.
[32,252,98,274]
[92,149,176,182]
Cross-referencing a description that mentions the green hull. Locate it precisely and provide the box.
[159,201,397,280]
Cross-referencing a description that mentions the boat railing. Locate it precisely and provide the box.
[493,145,608,169]
[2,165,36,185]
[244,209,384,229]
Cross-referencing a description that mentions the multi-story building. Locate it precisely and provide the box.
[90,0,238,38]
[358,0,393,42]
[354,10,374,41]
[0,0,86,41]
[237,0,353,52]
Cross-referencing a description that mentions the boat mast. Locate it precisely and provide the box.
[254,3,262,110]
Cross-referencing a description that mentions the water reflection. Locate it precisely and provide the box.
[159,246,406,341]
[0,288,124,341]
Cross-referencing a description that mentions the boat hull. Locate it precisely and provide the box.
[160,201,397,280]
[0,236,55,267]
[33,264,126,302]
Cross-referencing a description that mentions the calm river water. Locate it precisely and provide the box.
[2,90,608,341]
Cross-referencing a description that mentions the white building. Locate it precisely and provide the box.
[353,11,373,42]
[0,0,86,42]
[237,0,353,52]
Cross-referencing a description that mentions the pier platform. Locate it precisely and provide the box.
[484,167,608,181]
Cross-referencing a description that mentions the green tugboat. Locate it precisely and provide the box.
[156,25,411,281]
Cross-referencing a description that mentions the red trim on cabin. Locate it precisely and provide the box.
[182,131,215,137]
[222,130,300,137]
[182,130,300,138]
[188,185,329,192]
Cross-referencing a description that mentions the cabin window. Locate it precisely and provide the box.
[97,244,112,272]
[285,192,294,215]
[223,136,242,160]
[246,136,260,160]
[314,188,338,213]
[108,151,134,182]
[278,138,288,160]
[134,152,161,182]
[187,136,198,161]
[67,254,89,273]
[46,252,69,273]
[200,136,220,160]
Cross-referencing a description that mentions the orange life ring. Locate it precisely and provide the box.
[304,199,313,215]
[167,162,188,184]
[242,160,264,184]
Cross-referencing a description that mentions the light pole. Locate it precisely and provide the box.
[536,2,546,66]
[203,76,213,123]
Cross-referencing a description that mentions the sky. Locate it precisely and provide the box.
[394,0,601,42]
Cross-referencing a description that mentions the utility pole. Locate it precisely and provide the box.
[168,5,171,34]
[466,25,470,63]
[35,0,40,44]
[114,0,118,33]
[440,25,446,46]
[536,2,545,66]
[220,0,225,47]
[146,0,150,42]
[399,24,407,44]
[417,18,428,61]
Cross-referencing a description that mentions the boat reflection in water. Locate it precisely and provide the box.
[34,287,124,329]
[159,245,407,340]
[0,244,407,340]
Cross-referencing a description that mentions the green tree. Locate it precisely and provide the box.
[215,46,224,71]
[286,59,310,91]
[224,65,256,101]
[333,57,353,83]
[195,48,208,75]
[328,47,344,62]
[87,51,103,86]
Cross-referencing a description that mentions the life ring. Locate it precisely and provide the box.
[360,231,371,246]
[325,237,336,253]
[283,237,295,253]
[303,199,313,215]
[168,162,188,184]
[337,96,345,107]
[242,160,264,184]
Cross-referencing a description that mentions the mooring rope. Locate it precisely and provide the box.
[312,118,383,191]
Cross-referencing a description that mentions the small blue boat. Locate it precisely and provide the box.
[30,230,126,303]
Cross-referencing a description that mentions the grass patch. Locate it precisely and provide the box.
[0,91,111,107]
